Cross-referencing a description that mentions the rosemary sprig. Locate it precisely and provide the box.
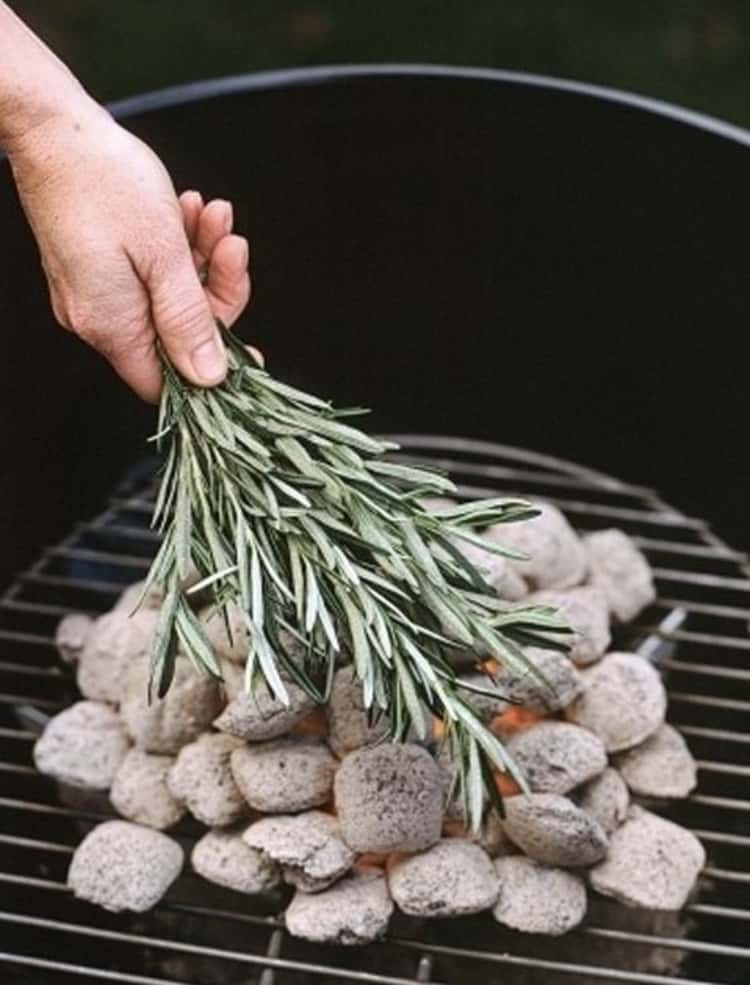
[143,327,571,829]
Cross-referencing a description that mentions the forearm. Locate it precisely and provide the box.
[0,2,94,149]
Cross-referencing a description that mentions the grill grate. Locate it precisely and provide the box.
[1,435,748,985]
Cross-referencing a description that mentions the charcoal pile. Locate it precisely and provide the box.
[37,503,703,944]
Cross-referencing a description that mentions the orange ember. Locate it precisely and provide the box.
[491,705,545,735]
[290,707,328,737]
[356,852,390,871]
[494,770,522,799]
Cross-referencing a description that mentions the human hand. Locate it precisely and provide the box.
[7,103,251,401]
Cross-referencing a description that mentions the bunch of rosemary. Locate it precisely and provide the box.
[144,327,570,829]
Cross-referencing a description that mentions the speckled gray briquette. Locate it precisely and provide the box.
[577,767,630,835]
[455,540,527,601]
[490,647,583,716]
[191,827,281,894]
[120,656,223,754]
[214,677,315,741]
[502,793,608,867]
[493,855,587,935]
[110,748,184,829]
[614,724,697,798]
[68,820,183,912]
[244,811,354,892]
[505,721,607,795]
[167,732,248,827]
[334,744,443,853]
[584,528,656,622]
[567,652,666,753]
[285,869,393,945]
[325,665,388,758]
[589,806,705,910]
[54,612,93,665]
[388,839,499,917]
[77,608,159,704]
[230,736,337,813]
[485,502,588,590]
[527,586,611,665]
[34,700,130,790]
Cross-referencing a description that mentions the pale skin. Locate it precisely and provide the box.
[0,2,252,402]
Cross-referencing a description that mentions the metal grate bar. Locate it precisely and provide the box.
[629,537,747,562]
[651,568,750,591]
[702,865,750,884]
[669,692,750,712]
[0,796,113,822]
[0,660,59,677]
[18,573,123,594]
[696,759,750,777]
[677,725,750,745]
[0,629,56,647]
[655,632,750,652]
[46,546,152,570]
[0,911,442,985]
[451,485,707,528]
[580,925,750,960]
[0,954,193,985]
[653,597,750,620]
[390,935,723,985]
[78,521,161,543]
[0,598,96,618]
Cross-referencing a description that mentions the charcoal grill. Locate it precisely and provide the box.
[0,435,748,985]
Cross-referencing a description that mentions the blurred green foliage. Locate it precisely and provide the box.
[13,1,750,126]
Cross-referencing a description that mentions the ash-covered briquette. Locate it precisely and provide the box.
[120,656,223,755]
[110,748,184,830]
[455,539,528,601]
[485,501,588,590]
[34,700,130,790]
[502,793,609,867]
[191,827,281,894]
[589,806,706,910]
[230,736,337,813]
[244,811,354,892]
[577,767,630,835]
[388,839,500,917]
[77,608,159,704]
[334,743,444,853]
[54,612,93,665]
[114,578,166,613]
[566,651,667,752]
[583,528,656,622]
[199,602,249,664]
[527,586,611,665]
[505,721,607,795]
[213,677,315,741]
[326,665,389,757]
[493,855,587,935]
[68,820,183,912]
[456,671,509,722]
[490,647,583,717]
[167,732,248,827]
[285,869,394,945]
[613,724,698,798]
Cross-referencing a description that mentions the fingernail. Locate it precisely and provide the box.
[191,333,226,383]
[221,200,233,232]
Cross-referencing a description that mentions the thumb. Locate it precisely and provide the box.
[148,250,227,387]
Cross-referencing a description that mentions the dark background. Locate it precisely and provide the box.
[1,3,749,590]
[14,1,750,128]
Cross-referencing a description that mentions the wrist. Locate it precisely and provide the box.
[0,78,101,156]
